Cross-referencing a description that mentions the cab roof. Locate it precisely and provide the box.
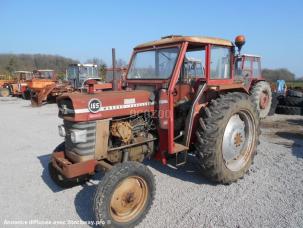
[135,35,233,49]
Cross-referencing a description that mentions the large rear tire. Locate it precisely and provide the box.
[276,105,303,115]
[250,81,272,118]
[268,92,278,116]
[287,90,303,98]
[195,92,260,184]
[93,161,155,227]
[284,96,303,107]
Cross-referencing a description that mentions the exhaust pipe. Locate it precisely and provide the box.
[112,48,117,91]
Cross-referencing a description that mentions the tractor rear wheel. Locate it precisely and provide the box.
[250,81,272,118]
[0,88,10,97]
[195,92,260,184]
[93,161,155,227]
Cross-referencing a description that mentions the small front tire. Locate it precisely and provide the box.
[93,161,155,227]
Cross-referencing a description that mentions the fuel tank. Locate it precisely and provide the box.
[57,90,155,122]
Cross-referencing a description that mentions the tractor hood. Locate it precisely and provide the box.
[57,90,155,122]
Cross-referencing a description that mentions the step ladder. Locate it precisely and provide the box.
[173,143,188,166]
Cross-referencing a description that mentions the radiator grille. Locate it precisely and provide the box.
[64,120,96,156]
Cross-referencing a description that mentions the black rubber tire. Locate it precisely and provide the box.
[287,90,303,98]
[284,96,303,107]
[250,81,272,118]
[195,92,260,184]
[22,89,31,100]
[268,92,278,116]
[276,105,303,115]
[0,88,10,97]
[93,161,155,227]
[277,95,286,105]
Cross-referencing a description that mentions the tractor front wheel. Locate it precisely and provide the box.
[93,161,155,227]
[195,92,260,184]
[0,88,10,97]
[250,81,272,118]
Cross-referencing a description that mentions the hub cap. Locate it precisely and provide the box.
[260,91,269,109]
[110,176,148,223]
[222,111,255,171]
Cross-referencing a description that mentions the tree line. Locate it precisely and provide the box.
[0,54,79,76]
[261,68,297,82]
[0,54,128,80]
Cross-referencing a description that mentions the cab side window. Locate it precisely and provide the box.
[252,59,261,78]
[243,59,252,77]
[210,46,230,79]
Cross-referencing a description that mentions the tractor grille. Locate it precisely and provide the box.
[64,120,96,156]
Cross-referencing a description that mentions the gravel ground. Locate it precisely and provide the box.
[0,97,303,227]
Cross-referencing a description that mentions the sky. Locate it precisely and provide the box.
[0,0,303,77]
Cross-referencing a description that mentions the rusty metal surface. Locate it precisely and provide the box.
[31,83,57,106]
[57,90,155,122]
[51,151,97,179]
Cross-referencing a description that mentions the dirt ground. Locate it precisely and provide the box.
[0,97,303,227]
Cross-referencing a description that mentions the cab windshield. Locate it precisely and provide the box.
[67,66,98,79]
[128,47,179,79]
[38,71,54,79]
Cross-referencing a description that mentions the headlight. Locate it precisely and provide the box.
[70,129,87,143]
[58,125,66,137]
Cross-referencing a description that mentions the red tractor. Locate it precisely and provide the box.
[49,35,266,227]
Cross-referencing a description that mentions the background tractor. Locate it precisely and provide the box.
[28,69,65,106]
[9,71,33,99]
[67,63,113,93]
[49,35,264,227]
[0,71,36,99]
[234,52,272,118]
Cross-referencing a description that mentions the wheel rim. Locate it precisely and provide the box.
[222,110,255,171]
[0,89,9,97]
[260,91,269,109]
[110,176,148,223]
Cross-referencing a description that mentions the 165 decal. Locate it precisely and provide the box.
[88,98,101,113]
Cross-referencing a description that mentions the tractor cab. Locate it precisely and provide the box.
[234,54,262,88]
[33,69,56,80]
[13,71,33,81]
[125,35,242,159]
[67,64,99,89]
[67,63,112,92]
